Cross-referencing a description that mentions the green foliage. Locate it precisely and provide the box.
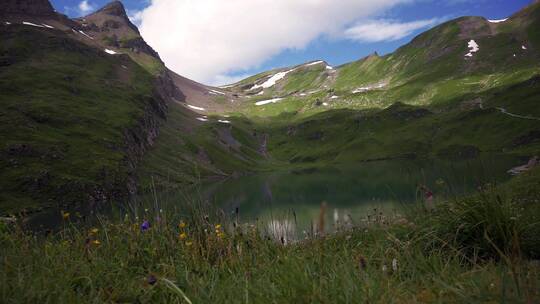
[1,178,539,303]
[137,104,265,190]
[0,26,157,212]
[417,188,540,260]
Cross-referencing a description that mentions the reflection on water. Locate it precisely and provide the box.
[267,219,296,245]
[25,154,523,232]
[195,154,522,234]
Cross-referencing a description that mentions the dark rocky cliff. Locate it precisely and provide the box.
[0,0,55,16]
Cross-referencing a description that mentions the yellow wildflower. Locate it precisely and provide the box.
[61,211,70,219]
[215,224,222,229]
[179,232,187,240]
[92,240,101,246]
[179,221,186,228]
[185,241,193,246]
[90,228,99,234]
[217,232,225,239]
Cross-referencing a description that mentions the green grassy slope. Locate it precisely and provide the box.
[331,14,540,108]
[258,76,540,166]
[136,103,269,190]
[0,24,162,213]
[184,2,538,173]
[225,2,540,117]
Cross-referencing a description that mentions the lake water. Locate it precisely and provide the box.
[25,154,524,233]
[193,155,521,235]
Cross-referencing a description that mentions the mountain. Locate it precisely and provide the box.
[1,0,539,215]
[204,1,540,168]
[76,1,163,74]
[0,0,265,214]
[222,2,540,116]
[0,8,167,213]
[1,0,55,16]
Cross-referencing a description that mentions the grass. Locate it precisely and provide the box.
[233,8,540,117]
[1,169,539,303]
[136,103,268,190]
[0,26,159,213]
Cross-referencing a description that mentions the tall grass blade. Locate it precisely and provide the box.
[160,278,193,304]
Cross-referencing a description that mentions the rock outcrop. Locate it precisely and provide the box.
[79,1,162,61]
[0,0,55,16]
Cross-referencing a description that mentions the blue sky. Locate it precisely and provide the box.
[52,0,533,85]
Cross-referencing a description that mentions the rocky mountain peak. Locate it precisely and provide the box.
[83,1,139,33]
[0,0,55,16]
[96,1,129,18]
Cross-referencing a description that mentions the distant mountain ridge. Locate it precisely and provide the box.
[221,1,540,116]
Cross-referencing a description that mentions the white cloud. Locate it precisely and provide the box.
[343,18,443,43]
[138,0,417,84]
[78,1,94,15]
[128,10,143,27]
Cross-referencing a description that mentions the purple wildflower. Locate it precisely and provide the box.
[147,274,157,285]
[141,220,150,231]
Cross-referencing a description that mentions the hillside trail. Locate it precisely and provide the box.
[478,102,540,121]
[495,107,540,121]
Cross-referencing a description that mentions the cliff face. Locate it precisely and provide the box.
[123,71,184,198]
[79,1,162,62]
[0,0,55,15]
[0,0,190,215]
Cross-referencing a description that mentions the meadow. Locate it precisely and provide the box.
[1,168,539,303]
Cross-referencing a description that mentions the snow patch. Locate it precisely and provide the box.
[522,45,527,50]
[323,102,329,106]
[250,69,295,90]
[488,18,507,23]
[208,89,225,95]
[218,120,231,124]
[326,65,333,70]
[255,98,283,106]
[299,93,307,96]
[22,22,44,28]
[352,83,386,93]
[330,95,339,99]
[256,90,264,96]
[42,23,54,29]
[187,104,206,111]
[465,40,479,57]
[306,61,324,66]
[196,117,208,122]
[104,49,118,55]
[78,30,94,40]
[4,22,11,25]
